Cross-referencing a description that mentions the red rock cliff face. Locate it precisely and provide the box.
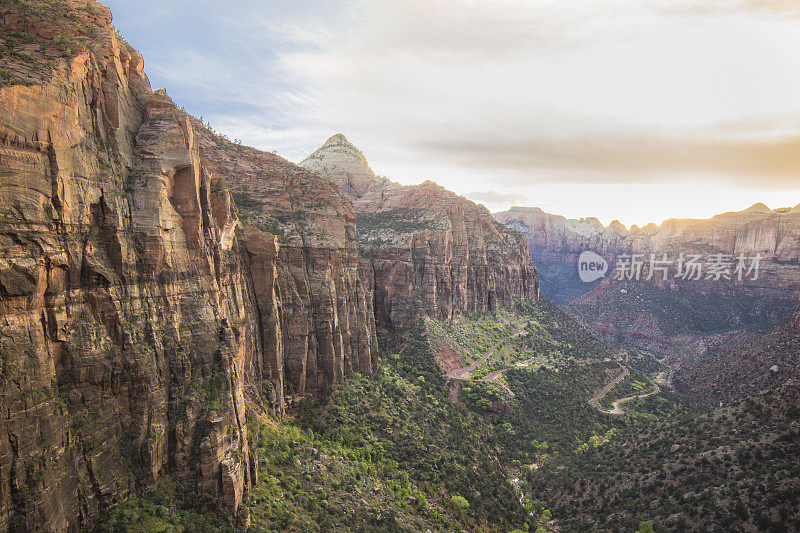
[300,135,539,329]
[0,1,532,529]
[0,2,342,530]
[188,125,378,404]
[0,3,382,530]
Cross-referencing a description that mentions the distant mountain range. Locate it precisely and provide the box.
[495,204,800,398]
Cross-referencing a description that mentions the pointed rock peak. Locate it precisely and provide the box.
[608,220,627,232]
[322,133,354,147]
[744,202,772,213]
[299,133,377,199]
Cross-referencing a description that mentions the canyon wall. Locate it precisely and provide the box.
[495,205,800,362]
[300,134,540,329]
[0,2,537,530]
[0,2,376,530]
[0,5,256,527]
[189,124,378,404]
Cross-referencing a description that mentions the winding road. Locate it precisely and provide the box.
[599,382,660,415]
[446,324,530,396]
[483,369,516,396]
[445,323,662,411]
[589,365,660,415]
[588,365,628,408]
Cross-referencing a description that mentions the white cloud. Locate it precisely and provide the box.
[110,0,800,225]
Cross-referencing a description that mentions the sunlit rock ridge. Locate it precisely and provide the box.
[301,134,540,329]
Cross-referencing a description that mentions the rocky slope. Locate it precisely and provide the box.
[495,205,800,362]
[0,2,376,530]
[300,134,540,329]
[529,377,800,531]
[675,298,800,402]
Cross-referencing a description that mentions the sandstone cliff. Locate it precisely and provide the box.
[0,2,533,529]
[300,135,540,329]
[188,124,378,405]
[0,2,378,530]
[0,4,256,528]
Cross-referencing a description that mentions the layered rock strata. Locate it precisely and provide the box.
[0,1,537,530]
[495,205,800,362]
[189,125,378,403]
[0,2,377,530]
[300,134,540,329]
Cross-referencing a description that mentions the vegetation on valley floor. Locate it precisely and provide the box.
[428,298,622,379]
[596,367,654,411]
[428,308,523,365]
[528,379,800,532]
[98,298,799,533]
[245,298,711,532]
[244,301,636,531]
[285,330,530,531]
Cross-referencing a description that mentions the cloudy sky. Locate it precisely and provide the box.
[107,0,800,227]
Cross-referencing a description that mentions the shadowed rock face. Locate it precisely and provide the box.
[300,135,540,329]
[189,123,378,403]
[494,205,800,363]
[0,2,377,530]
[0,3,256,527]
